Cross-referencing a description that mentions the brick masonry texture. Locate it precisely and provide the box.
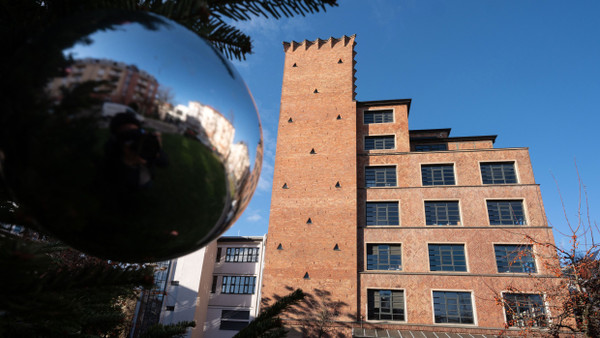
[261,36,359,320]
[262,36,561,335]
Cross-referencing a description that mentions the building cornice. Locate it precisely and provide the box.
[217,236,264,243]
[356,99,412,116]
[359,146,528,156]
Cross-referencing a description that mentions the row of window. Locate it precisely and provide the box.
[216,247,260,263]
[366,162,518,187]
[367,243,536,273]
[368,289,546,327]
[211,275,257,294]
[367,200,526,226]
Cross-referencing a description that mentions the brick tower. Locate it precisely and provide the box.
[260,35,359,332]
[262,36,560,337]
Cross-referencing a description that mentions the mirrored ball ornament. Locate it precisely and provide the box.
[13,11,262,262]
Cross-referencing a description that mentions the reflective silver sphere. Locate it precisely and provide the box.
[13,11,262,262]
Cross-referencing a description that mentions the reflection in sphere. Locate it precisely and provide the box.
[10,11,262,262]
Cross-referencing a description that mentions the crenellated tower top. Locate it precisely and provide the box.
[281,35,357,100]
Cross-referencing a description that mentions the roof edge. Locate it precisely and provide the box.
[357,99,412,115]
[411,135,498,143]
[217,236,265,243]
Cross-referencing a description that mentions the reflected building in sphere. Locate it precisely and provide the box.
[260,35,561,337]
[46,58,159,115]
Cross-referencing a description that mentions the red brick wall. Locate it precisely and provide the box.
[261,36,359,322]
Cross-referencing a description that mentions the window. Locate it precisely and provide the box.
[165,305,175,311]
[487,200,526,225]
[425,201,460,225]
[221,276,256,294]
[366,202,399,226]
[220,310,250,330]
[367,290,405,321]
[365,166,397,187]
[365,136,395,150]
[433,291,474,324]
[495,245,536,273]
[421,164,455,186]
[503,293,547,327]
[216,248,222,262]
[414,143,448,152]
[364,110,393,124]
[367,244,402,270]
[429,244,467,272]
[211,276,218,293]
[481,162,517,184]
[225,247,259,262]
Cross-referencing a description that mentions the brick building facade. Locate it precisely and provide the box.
[261,35,560,336]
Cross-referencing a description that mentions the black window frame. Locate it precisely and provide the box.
[487,200,527,225]
[367,289,405,321]
[425,201,461,226]
[364,110,393,124]
[365,166,397,187]
[481,162,518,184]
[221,276,256,294]
[421,164,456,186]
[414,143,448,152]
[366,202,399,226]
[211,276,218,293]
[503,293,547,327]
[365,135,395,150]
[366,244,402,271]
[428,244,467,272]
[220,310,250,331]
[433,291,474,324]
[225,247,260,263]
[494,245,537,273]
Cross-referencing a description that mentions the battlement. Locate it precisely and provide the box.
[282,34,356,52]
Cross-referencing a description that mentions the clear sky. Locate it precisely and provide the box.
[219,0,600,251]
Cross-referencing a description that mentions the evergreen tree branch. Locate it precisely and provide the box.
[234,289,305,338]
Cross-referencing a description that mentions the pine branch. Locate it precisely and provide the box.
[234,289,305,338]
[208,0,338,21]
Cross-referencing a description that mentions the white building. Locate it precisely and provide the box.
[156,236,266,338]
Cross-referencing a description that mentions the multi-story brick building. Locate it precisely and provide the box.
[261,35,560,336]
[46,58,158,115]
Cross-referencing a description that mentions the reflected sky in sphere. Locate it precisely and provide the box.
[65,16,261,166]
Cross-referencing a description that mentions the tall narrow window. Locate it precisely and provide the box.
[481,162,517,184]
[421,164,455,186]
[365,136,395,150]
[503,293,547,327]
[366,202,399,226]
[429,244,467,271]
[487,200,526,225]
[425,201,460,225]
[211,276,218,293]
[495,245,536,273]
[364,110,393,124]
[365,166,397,187]
[367,244,402,270]
[216,248,222,262]
[433,291,474,324]
[367,290,405,321]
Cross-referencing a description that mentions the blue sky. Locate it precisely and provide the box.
[223,0,600,251]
